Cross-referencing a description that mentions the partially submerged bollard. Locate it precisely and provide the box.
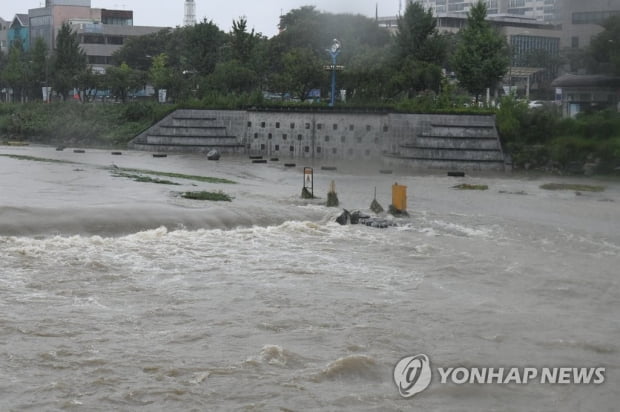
[389,183,409,217]
[301,167,314,199]
[327,180,339,207]
[370,187,384,214]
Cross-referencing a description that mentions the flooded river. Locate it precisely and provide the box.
[0,147,618,411]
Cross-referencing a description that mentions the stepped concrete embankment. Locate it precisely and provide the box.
[129,109,505,171]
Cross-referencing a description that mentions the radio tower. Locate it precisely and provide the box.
[184,0,197,26]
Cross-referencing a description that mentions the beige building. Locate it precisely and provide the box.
[560,0,620,48]
[29,0,101,51]
[74,23,162,73]
[25,0,165,73]
[0,17,9,54]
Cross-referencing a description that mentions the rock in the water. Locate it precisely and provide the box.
[207,150,221,161]
[370,199,384,214]
[350,211,370,225]
[336,210,351,225]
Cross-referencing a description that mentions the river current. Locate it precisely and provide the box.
[0,147,618,411]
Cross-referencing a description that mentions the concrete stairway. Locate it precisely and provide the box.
[389,119,505,171]
[129,111,244,153]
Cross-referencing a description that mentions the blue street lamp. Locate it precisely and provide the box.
[326,39,341,107]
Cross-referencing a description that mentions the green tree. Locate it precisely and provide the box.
[588,15,620,75]
[207,60,258,95]
[342,46,395,102]
[277,48,324,101]
[148,53,172,98]
[111,29,171,71]
[179,19,226,76]
[75,67,105,102]
[29,37,49,100]
[451,1,509,102]
[270,7,391,100]
[106,63,144,103]
[391,2,447,96]
[52,22,87,100]
[1,41,29,102]
[230,17,257,65]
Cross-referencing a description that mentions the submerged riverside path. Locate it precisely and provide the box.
[1,146,619,410]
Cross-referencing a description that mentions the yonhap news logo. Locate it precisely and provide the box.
[393,354,606,399]
[393,354,432,398]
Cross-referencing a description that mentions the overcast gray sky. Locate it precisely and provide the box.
[3,1,400,37]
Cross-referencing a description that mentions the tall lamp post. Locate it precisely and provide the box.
[326,39,341,107]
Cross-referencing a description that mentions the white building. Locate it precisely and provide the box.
[412,0,560,22]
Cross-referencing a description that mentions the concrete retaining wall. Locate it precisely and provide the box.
[129,109,505,170]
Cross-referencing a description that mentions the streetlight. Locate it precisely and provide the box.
[326,39,341,107]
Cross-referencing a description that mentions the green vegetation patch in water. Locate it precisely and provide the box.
[117,167,236,184]
[453,184,489,191]
[0,154,76,164]
[540,183,605,192]
[112,171,180,185]
[181,191,232,202]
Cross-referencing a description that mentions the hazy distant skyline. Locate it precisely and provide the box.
[1,1,401,37]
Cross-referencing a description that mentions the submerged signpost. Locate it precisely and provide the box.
[302,167,314,199]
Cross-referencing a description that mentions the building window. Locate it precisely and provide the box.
[247,121,252,127]
[341,136,346,143]
[107,36,124,45]
[290,123,295,129]
[349,124,354,131]
[87,56,109,65]
[333,124,338,130]
[268,133,273,140]
[357,136,363,143]
[298,134,303,141]
[332,148,337,154]
[305,123,311,129]
[383,125,389,132]
[317,123,323,130]
[261,122,266,128]
[254,133,258,139]
[282,134,288,140]
[290,145,294,152]
[317,147,322,153]
[325,136,330,142]
[375,137,380,144]
[275,145,280,151]
[82,35,105,44]
[260,144,266,150]
[304,146,310,153]
[276,122,280,129]
[366,125,372,131]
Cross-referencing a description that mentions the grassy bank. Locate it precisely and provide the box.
[0,102,174,148]
[496,99,620,174]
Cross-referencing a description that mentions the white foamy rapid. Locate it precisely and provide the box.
[1,147,619,410]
